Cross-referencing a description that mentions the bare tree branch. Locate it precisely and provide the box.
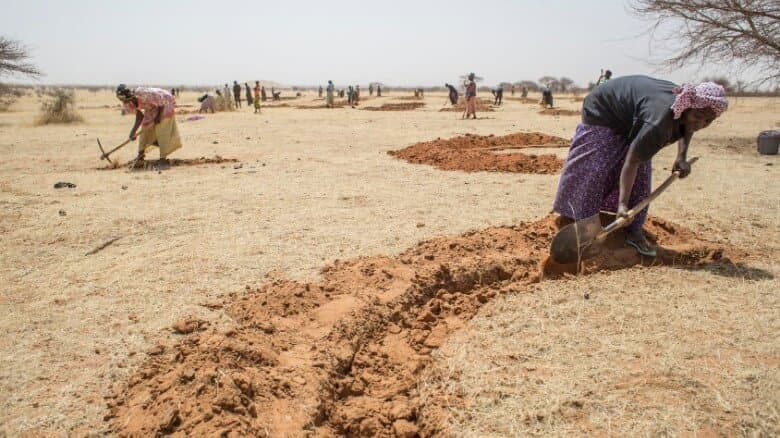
[0,36,41,78]
[630,0,780,86]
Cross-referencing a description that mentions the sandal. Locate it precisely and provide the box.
[626,237,657,257]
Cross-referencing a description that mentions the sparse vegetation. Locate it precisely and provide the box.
[36,89,83,125]
[631,0,780,86]
[0,36,40,112]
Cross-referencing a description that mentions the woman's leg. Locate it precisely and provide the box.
[553,124,629,221]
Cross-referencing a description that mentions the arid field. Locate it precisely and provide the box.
[0,89,778,436]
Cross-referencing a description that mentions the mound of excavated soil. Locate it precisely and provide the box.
[388,132,569,174]
[539,108,581,116]
[106,214,741,436]
[363,102,426,111]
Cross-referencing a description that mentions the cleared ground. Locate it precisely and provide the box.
[0,89,777,435]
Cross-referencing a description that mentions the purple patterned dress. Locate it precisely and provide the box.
[553,124,651,232]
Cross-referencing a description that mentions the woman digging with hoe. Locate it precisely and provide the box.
[116,84,182,165]
[553,76,728,257]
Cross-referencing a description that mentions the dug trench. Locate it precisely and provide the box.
[388,132,569,174]
[106,214,747,437]
[97,156,239,171]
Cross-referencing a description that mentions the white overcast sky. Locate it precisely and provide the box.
[0,0,757,87]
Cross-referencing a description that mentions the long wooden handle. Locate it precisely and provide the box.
[599,156,699,237]
[101,132,142,159]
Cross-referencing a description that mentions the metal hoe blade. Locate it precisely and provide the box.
[550,214,604,264]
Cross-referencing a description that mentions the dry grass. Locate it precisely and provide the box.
[420,266,780,436]
[35,89,83,124]
[0,90,777,435]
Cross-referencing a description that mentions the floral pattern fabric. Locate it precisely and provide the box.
[123,87,176,127]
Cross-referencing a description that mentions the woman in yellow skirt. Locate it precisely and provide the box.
[116,84,182,163]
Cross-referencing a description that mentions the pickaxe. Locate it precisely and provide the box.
[96,133,139,165]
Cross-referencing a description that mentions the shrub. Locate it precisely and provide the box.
[36,89,84,124]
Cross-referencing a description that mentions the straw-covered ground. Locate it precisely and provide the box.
[0,89,777,435]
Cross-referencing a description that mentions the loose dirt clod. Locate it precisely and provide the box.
[108,214,740,436]
[539,108,581,116]
[98,156,238,170]
[388,132,569,174]
[363,102,425,111]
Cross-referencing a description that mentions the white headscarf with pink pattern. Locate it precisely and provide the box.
[671,82,728,120]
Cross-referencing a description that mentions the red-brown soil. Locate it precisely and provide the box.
[106,214,742,436]
[388,132,569,174]
[539,108,581,116]
[363,102,426,111]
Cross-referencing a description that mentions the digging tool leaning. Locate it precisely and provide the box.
[549,156,699,264]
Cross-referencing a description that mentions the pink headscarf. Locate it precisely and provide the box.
[671,82,728,120]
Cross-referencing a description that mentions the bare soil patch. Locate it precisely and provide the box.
[388,132,569,174]
[296,102,348,109]
[440,97,495,113]
[363,102,426,111]
[107,214,744,436]
[505,97,537,103]
[539,108,581,116]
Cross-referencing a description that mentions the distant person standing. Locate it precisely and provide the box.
[223,84,233,109]
[261,86,267,102]
[233,81,242,108]
[492,85,503,106]
[376,84,382,97]
[253,81,261,113]
[445,83,458,106]
[369,84,374,96]
[541,84,554,108]
[511,84,515,96]
[326,80,335,107]
[597,69,613,86]
[318,85,323,98]
[347,85,354,105]
[521,86,528,98]
[245,83,253,107]
[464,72,477,119]
[354,85,360,105]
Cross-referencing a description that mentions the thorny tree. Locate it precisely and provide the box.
[0,37,40,78]
[0,37,40,110]
[630,0,780,86]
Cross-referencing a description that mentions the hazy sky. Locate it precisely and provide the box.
[0,0,752,87]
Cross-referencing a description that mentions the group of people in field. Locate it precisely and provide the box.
[115,66,728,257]
[197,81,281,114]
[318,82,383,107]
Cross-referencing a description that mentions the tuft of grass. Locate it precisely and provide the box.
[419,266,780,436]
[35,89,84,124]
[0,83,23,112]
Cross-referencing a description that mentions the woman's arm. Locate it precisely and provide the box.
[617,146,642,217]
[673,129,693,178]
[129,110,143,139]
